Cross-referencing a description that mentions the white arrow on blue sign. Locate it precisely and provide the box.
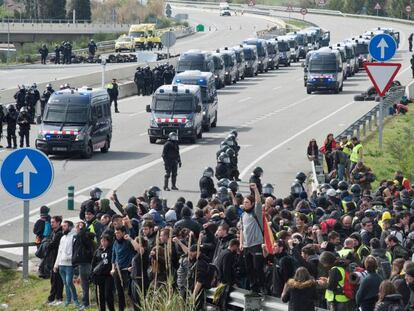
[0,148,54,200]
[369,33,397,62]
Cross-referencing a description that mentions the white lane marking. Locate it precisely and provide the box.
[238,97,252,103]
[273,86,282,91]
[239,100,355,179]
[139,132,147,136]
[0,238,37,256]
[129,111,146,117]
[0,145,200,228]
[74,195,90,203]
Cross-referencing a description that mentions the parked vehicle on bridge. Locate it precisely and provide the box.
[173,71,218,131]
[219,2,231,16]
[36,87,112,158]
[115,35,136,52]
[306,47,344,95]
[146,85,203,144]
[128,24,161,49]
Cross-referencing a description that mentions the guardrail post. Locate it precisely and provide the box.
[68,186,75,210]
[356,126,360,140]
[374,112,378,127]
[362,121,366,137]
[368,118,372,131]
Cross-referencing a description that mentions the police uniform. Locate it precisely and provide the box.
[162,135,181,190]
[17,109,31,147]
[5,106,18,148]
[199,175,216,199]
[134,68,145,96]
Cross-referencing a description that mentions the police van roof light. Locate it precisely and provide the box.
[175,79,181,83]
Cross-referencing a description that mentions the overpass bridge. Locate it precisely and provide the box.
[0,19,131,49]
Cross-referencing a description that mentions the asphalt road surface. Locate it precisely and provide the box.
[0,6,412,260]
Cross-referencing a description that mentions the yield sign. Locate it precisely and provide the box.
[286,5,293,12]
[374,3,381,10]
[363,62,401,97]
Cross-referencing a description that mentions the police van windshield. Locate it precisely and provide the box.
[278,41,289,52]
[234,52,243,63]
[175,80,209,103]
[43,105,89,124]
[177,55,207,72]
[154,96,194,113]
[129,31,145,38]
[267,44,276,55]
[297,36,305,45]
[213,57,222,69]
[309,55,338,73]
[345,47,354,59]
[288,41,296,48]
[355,43,368,55]
[243,49,256,60]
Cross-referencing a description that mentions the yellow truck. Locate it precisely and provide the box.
[128,24,161,50]
[115,34,136,52]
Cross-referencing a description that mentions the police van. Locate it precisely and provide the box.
[306,48,344,94]
[231,46,246,80]
[146,85,203,144]
[242,45,259,77]
[212,52,226,89]
[173,71,218,131]
[36,87,112,158]
[265,39,280,70]
[242,38,269,73]
[176,50,215,74]
[218,47,238,85]
[276,38,291,67]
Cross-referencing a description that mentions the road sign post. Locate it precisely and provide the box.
[364,62,401,151]
[0,148,54,280]
[300,8,308,20]
[161,31,177,64]
[374,3,381,16]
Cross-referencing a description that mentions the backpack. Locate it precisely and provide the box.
[375,255,391,280]
[342,270,355,299]
[204,263,219,289]
[43,221,52,238]
[320,218,337,234]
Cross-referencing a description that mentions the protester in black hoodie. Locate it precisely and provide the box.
[91,234,114,311]
[188,245,210,311]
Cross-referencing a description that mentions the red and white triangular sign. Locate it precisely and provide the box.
[374,3,381,10]
[286,5,293,12]
[363,62,401,97]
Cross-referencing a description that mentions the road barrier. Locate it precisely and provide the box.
[67,186,75,210]
[206,287,328,311]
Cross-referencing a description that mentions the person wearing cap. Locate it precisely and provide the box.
[85,205,104,242]
[33,205,52,246]
[107,78,119,113]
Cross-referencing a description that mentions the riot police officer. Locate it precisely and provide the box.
[41,84,54,118]
[0,104,4,148]
[17,106,31,147]
[152,66,164,92]
[5,104,18,149]
[199,167,216,199]
[14,85,26,111]
[143,66,153,96]
[54,45,61,64]
[226,146,240,181]
[39,44,48,64]
[263,183,275,199]
[290,172,307,198]
[249,166,263,195]
[134,67,145,96]
[162,132,181,191]
[228,180,239,196]
[215,152,231,180]
[163,65,175,85]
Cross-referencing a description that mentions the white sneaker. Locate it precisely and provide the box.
[53,300,63,306]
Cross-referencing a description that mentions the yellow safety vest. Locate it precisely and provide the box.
[356,244,369,262]
[338,248,353,259]
[341,141,353,157]
[385,251,393,263]
[350,144,363,163]
[325,266,350,303]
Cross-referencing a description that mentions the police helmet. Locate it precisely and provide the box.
[203,167,214,178]
[20,106,28,113]
[227,133,236,141]
[263,183,274,195]
[295,172,307,183]
[168,132,178,141]
[230,129,238,138]
[338,180,349,191]
[350,184,362,195]
[217,186,230,202]
[329,178,339,190]
[32,83,37,89]
[7,104,15,111]
[218,178,231,188]
[228,181,239,193]
[46,83,52,89]
[90,187,102,200]
[21,84,25,89]
[224,137,234,146]
[291,181,302,196]
[218,152,231,164]
[148,186,162,199]
[253,167,264,177]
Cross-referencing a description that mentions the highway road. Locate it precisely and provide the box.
[0,6,412,260]
[0,7,275,91]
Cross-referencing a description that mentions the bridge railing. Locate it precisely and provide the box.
[1,18,93,24]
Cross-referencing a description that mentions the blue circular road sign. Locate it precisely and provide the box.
[0,148,54,200]
[369,33,397,62]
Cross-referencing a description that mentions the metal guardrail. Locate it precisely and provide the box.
[206,287,328,311]
[0,242,37,249]
[1,18,93,24]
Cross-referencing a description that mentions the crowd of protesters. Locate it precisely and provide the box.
[33,130,414,311]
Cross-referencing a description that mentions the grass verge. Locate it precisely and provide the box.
[0,270,95,310]
[363,104,414,188]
